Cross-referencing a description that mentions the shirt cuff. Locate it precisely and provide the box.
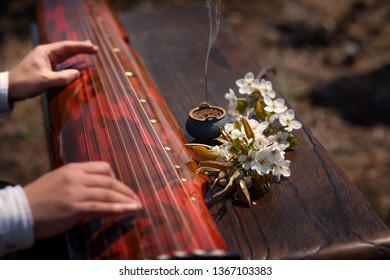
[0,185,34,255]
[0,71,14,117]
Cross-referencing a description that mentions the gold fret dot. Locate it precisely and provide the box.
[164,146,172,151]
[174,165,181,169]
[125,71,134,77]
[139,98,147,103]
[181,178,188,182]
[190,196,196,201]
[112,47,120,53]
[150,119,158,123]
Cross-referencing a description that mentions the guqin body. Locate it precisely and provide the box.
[36,0,232,259]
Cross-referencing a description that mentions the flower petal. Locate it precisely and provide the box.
[291,120,302,129]
[245,72,254,81]
[264,96,273,106]
[236,78,245,87]
[286,109,295,118]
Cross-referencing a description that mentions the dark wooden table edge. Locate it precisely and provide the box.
[118,4,390,260]
[309,236,390,260]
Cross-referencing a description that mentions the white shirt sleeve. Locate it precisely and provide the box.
[0,185,34,256]
[0,71,14,117]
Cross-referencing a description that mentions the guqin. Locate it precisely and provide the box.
[36,0,233,259]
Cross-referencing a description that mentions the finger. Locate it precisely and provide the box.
[78,183,139,204]
[78,173,140,201]
[78,201,143,218]
[46,40,98,64]
[67,161,116,177]
[45,69,81,88]
[61,162,139,200]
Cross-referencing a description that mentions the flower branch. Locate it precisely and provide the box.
[187,72,302,206]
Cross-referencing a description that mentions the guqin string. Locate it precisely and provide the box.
[70,0,179,258]
[79,0,203,254]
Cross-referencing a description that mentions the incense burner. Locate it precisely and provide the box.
[185,102,228,141]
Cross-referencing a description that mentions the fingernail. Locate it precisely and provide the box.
[128,203,142,211]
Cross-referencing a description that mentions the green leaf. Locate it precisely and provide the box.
[228,144,241,155]
[233,119,242,131]
[212,170,241,199]
[201,160,229,170]
[232,137,249,155]
[242,116,255,140]
[214,136,225,143]
[185,144,218,162]
[196,166,221,174]
[238,179,251,206]
[287,133,299,149]
[236,98,248,114]
[256,100,266,121]
[215,125,233,143]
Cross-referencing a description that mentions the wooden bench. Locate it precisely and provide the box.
[118,4,390,259]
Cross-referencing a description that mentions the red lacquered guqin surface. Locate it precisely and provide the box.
[36,0,232,259]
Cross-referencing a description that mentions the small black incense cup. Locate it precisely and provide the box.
[185,102,228,141]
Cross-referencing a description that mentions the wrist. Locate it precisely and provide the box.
[7,69,23,102]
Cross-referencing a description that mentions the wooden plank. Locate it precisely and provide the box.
[119,4,390,259]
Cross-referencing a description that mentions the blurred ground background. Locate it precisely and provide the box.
[0,0,389,226]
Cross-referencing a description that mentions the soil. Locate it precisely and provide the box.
[0,0,389,226]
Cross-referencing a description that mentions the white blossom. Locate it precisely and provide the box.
[272,159,291,181]
[251,149,271,175]
[212,70,304,199]
[248,119,269,135]
[235,72,260,95]
[230,128,245,140]
[267,132,289,150]
[264,96,288,113]
[268,112,280,124]
[224,122,234,133]
[238,150,256,170]
[224,88,237,113]
[279,109,302,132]
[258,79,276,98]
[267,142,285,163]
[212,142,233,162]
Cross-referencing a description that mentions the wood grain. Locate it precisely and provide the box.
[119,4,390,259]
